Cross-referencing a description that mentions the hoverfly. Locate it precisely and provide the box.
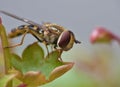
[0,10,80,54]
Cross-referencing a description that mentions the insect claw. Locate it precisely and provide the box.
[57,49,63,62]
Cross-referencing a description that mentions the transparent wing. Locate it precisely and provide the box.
[0,10,43,29]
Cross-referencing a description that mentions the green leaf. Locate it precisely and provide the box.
[11,42,44,74]
[0,74,16,87]
[22,71,46,87]
[49,62,74,81]
[40,50,63,78]
[11,42,74,86]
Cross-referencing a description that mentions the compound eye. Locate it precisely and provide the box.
[57,30,71,49]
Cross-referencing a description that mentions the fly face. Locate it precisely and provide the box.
[42,23,81,51]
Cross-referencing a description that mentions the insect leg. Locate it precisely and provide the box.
[58,49,63,62]
[41,41,49,57]
[29,30,51,56]
[5,29,29,48]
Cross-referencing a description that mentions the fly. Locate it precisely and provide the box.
[0,10,81,54]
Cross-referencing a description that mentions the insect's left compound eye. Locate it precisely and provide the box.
[57,30,75,51]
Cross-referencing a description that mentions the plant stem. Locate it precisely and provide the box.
[0,17,12,87]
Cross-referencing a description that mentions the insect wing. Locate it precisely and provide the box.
[0,10,42,29]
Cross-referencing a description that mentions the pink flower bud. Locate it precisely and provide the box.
[90,27,120,44]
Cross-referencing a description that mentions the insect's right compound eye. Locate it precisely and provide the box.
[57,30,71,50]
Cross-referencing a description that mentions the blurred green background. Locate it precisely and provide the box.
[0,0,120,87]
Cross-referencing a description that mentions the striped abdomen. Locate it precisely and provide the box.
[8,25,40,38]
